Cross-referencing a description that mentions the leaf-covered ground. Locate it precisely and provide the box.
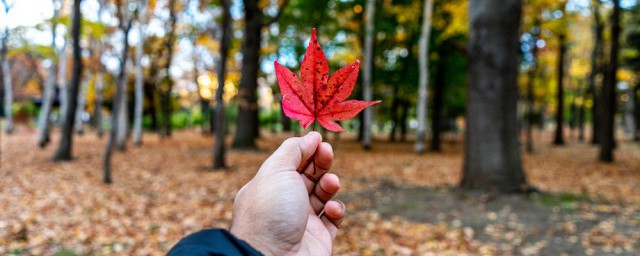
[1,129,639,255]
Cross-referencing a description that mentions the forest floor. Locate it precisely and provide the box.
[1,127,639,255]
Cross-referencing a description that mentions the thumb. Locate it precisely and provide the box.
[257,132,322,176]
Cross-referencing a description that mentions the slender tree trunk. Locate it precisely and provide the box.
[623,86,636,137]
[95,70,104,137]
[415,0,434,153]
[590,0,603,144]
[461,0,526,192]
[94,2,105,138]
[1,0,12,134]
[115,68,128,150]
[362,0,376,149]
[1,31,12,134]
[74,75,88,134]
[599,0,620,162]
[430,56,445,152]
[578,81,587,142]
[53,0,83,161]
[160,0,177,138]
[525,18,540,153]
[37,0,60,146]
[145,80,158,131]
[634,84,640,141]
[58,41,69,127]
[280,94,291,132]
[214,0,231,169]
[103,16,134,183]
[133,0,149,147]
[554,34,566,145]
[233,0,261,149]
[399,101,408,142]
[389,85,399,142]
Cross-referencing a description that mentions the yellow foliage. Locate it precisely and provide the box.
[437,0,468,40]
[618,69,634,83]
[196,34,220,52]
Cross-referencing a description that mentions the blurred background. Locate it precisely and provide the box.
[0,0,639,255]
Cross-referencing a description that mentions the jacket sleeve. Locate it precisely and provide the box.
[167,228,263,256]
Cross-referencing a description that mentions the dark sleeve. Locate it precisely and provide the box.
[167,228,263,256]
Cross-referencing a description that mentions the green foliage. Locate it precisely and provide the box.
[532,193,588,209]
[54,249,89,256]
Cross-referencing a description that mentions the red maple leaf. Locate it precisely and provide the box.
[275,29,381,132]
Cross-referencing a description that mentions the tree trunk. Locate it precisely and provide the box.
[590,0,603,144]
[233,0,261,149]
[400,100,408,142]
[74,75,88,134]
[415,0,434,153]
[430,56,445,152]
[95,69,104,137]
[58,41,69,128]
[599,0,620,162]
[623,86,636,138]
[525,18,540,153]
[159,0,177,138]
[94,1,105,138]
[362,0,376,150]
[145,80,158,131]
[0,0,12,134]
[578,82,587,142]
[214,0,231,169]
[554,34,566,145]
[634,84,640,141]
[37,0,60,147]
[103,15,134,184]
[1,27,12,134]
[280,95,291,132]
[389,85,399,142]
[115,41,131,151]
[53,0,83,161]
[133,0,149,147]
[461,0,526,192]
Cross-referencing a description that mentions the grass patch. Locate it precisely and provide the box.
[532,193,588,209]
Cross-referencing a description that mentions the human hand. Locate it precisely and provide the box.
[230,132,345,255]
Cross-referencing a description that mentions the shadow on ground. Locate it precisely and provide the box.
[342,181,640,255]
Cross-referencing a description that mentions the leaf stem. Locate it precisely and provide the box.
[311,121,317,174]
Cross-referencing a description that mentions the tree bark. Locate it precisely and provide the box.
[634,84,640,141]
[461,0,527,192]
[362,0,376,150]
[159,0,177,138]
[430,56,445,152]
[233,0,261,149]
[103,13,134,184]
[37,0,60,147]
[58,41,69,127]
[578,82,587,142]
[590,0,603,144]
[74,75,88,134]
[94,2,105,138]
[415,0,434,153]
[53,0,83,161]
[214,0,231,169]
[554,34,566,145]
[133,0,149,147]
[389,85,399,142]
[599,0,620,162]
[399,100,408,142]
[1,0,12,134]
[525,18,540,153]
